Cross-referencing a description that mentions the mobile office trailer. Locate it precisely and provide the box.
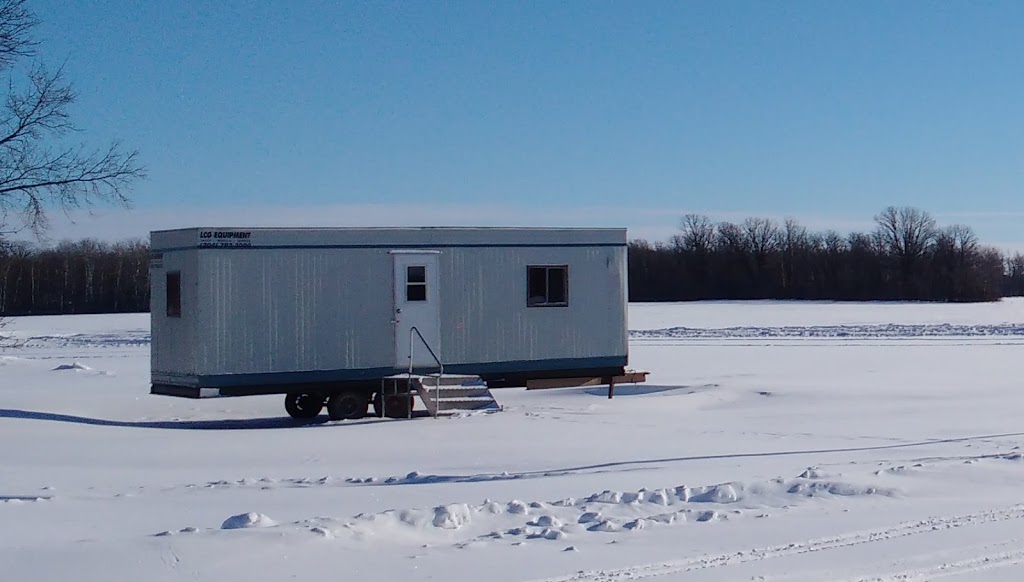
[149,227,632,419]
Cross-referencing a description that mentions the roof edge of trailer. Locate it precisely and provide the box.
[149,226,629,252]
[149,226,628,234]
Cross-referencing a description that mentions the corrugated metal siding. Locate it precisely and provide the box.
[440,246,627,365]
[152,227,628,382]
[195,248,394,375]
[150,249,198,376]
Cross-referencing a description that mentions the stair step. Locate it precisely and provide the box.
[435,398,499,410]
[423,387,493,399]
[433,375,484,386]
[412,378,500,416]
[434,396,498,404]
[434,398,501,411]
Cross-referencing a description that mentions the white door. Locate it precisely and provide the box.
[392,251,441,370]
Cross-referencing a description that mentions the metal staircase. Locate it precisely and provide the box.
[412,376,500,416]
[405,327,499,417]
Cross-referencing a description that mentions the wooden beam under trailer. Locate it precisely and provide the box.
[525,370,649,398]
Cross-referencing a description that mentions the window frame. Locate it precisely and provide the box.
[166,271,182,318]
[405,264,428,302]
[526,265,569,308]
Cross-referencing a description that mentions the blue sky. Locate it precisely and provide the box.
[27,0,1024,246]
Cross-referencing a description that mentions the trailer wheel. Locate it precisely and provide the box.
[327,390,367,421]
[371,392,384,418]
[285,392,323,419]
[382,393,415,418]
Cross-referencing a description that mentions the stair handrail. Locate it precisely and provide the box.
[408,326,443,418]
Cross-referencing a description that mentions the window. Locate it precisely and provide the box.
[406,265,427,301]
[166,271,182,318]
[527,265,568,307]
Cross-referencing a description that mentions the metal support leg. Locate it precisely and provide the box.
[434,375,440,419]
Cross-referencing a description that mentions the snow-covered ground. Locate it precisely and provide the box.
[5,299,1024,581]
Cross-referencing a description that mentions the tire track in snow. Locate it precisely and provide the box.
[843,542,1024,581]
[529,505,1024,582]
[630,323,1024,340]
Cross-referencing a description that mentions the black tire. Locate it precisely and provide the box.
[327,390,368,420]
[371,391,384,418]
[284,392,323,419]
[382,392,415,418]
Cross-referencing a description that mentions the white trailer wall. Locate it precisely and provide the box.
[150,240,199,385]
[438,245,626,368]
[197,247,394,377]
[151,228,627,388]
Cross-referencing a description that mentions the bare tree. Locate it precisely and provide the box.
[628,207,1005,303]
[1006,253,1024,297]
[741,217,779,296]
[667,214,718,299]
[947,224,978,258]
[873,206,937,264]
[932,226,970,300]
[781,218,809,250]
[873,206,937,297]
[0,0,143,235]
[671,214,716,254]
[0,0,143,335]
[716,221,746,253]
[742,217,780,257]
[778,218,809,293]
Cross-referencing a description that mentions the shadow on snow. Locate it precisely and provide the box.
[4,409,1024,485]
[0,408,405,430]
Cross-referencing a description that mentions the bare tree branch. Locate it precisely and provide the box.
[742,217,779,257]
[0,63,75,148]
[672,214,716,254]
[874,206,937,261]
[0,2,144,235]
[0,0,36,71]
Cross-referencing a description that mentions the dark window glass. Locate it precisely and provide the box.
[528,267,547,306]
[407,265,426,284]
[547,267,567,304]
[407,284,427,302]
[166,272,182,318]
[527,265,568,307]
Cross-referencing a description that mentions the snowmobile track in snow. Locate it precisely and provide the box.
[530,504,1024,581]
[840,544,1024,581]
[631,323,1024,340]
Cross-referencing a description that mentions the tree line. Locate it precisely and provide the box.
[0,238,149,315]
[630,206,1024,302]
[1,205,1024,317]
